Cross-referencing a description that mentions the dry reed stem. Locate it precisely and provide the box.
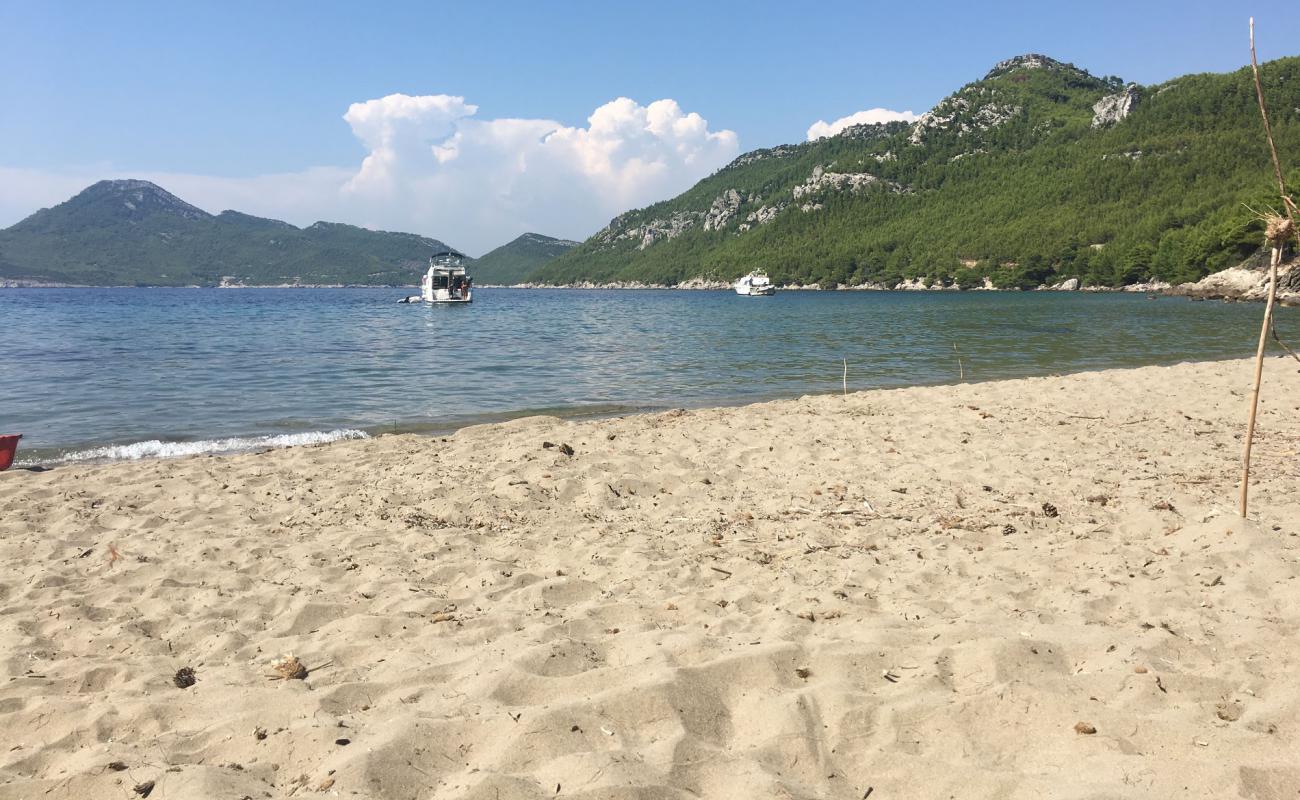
[1240,19,1295,519]
[1250,19,1300,252]
[1240,244,1282,518]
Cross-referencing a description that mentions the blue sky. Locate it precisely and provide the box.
[1,0,1295,252]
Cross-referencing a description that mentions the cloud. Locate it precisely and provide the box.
[341,94,479,190]
[0,94,738,255]
[806,108,918,141]
[337,94,738,251]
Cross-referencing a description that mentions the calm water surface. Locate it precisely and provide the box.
[2,288,1296,463]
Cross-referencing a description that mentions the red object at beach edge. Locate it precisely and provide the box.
[0,434,21,471]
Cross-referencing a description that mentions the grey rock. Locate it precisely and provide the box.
[1092,85,1140,127]
[725,144,802,170]
[744,204,784,226]
[986,53,1067,78]
[908,97,1020,146]
[792,166,905,199]
[703,189,743,231]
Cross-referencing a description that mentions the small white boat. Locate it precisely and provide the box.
[400,251,473,304]
[734,270,775,296]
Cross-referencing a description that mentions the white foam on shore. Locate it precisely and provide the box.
[24,429,370,466]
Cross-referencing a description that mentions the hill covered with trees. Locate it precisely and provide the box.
[472,232,579,285]
[531,54,1300,289]
[0,180,457,286]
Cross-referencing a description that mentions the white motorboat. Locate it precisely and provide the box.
[734,270,775,296]
[400,251,473,304]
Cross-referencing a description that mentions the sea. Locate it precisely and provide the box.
[3,287,1297,466]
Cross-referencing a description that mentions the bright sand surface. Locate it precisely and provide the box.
[2,357,1298,799]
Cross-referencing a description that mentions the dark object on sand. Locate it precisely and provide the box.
[134,780,156,797]
[173,667,196,689]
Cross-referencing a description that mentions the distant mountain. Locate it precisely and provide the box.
[0,180,458,286]
[471,232,580,284]
[533,54,1300,289]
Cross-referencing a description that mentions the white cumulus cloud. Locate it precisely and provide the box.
[337,94,738,251]
[806,108,918,141]
[0,94,739,255]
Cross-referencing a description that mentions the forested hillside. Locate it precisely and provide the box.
[472,233,579,284]
[0,180,456,286]
[532,54,1300,289]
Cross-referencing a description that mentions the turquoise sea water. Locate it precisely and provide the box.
[2,287,1296,464]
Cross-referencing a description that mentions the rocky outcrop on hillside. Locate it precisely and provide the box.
[724,144,803,170]
[792,165,901,199]
[596,210,699,250]
[739,203,784,231]
[1092,85,1140,127]
[635,212,702,249]
[985,53,1081,79]
[597,188,754,248]
[703,189,743,231]
[908,92,1022,146]
[836,120,909,142]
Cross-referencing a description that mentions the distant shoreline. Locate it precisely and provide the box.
[5,280,1295,304]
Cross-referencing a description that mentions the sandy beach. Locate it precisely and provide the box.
[2,357,1298,799]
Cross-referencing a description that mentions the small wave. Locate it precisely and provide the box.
[24,429,370,466]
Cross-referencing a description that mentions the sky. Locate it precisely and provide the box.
[1,0,1295,255]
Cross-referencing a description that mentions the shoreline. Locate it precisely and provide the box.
[6,279,1296,304]
[2,356,1298,797]
[9,352,1282,469]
